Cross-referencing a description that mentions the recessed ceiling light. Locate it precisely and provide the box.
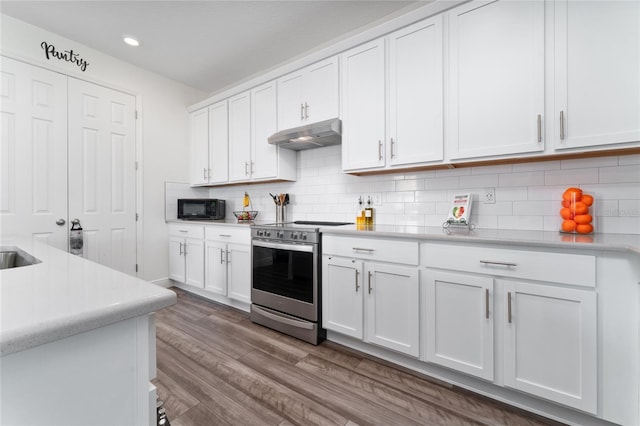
[123,36,140,47]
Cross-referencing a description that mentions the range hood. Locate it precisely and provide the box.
[268,118,341,151]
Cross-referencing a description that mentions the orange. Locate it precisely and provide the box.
[576,223,594,234]
[574,214,592,224]
[562,220,577,232]
[560,207,574,220]
[581,194,594,206]
[570,201,589,215]
[561,199,571,208]
[562,188,583,202]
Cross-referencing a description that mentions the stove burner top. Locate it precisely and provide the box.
[251,221,352,243]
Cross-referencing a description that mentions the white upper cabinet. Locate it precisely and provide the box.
[341,39,386,171]
[189,107,209,185]
[553,0,640,150]
[388,15,444,167]
[277,56,339,130]
[228,91,252,182]
[447,0,545,160]
[251,82,279,180]
[208,101,229,184]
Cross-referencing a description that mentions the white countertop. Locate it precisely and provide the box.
[320,224,640,255]
[0,239,176,356]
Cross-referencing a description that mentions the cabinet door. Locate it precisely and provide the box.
[168,236,185,282]
[554,0,640,150]
[184,237,204,288]
[204,240,227,296]
[227,243,251,303]
[448,0,544,159]
[389,16,443,166]
[503,280,597,414]
[208,101,229,184]
[341,39,386,171]
[322,256,364,339]
[366,263,420,357]
[277,71,305,131]
[305,57,339,123]
[228,92,251,182]
[425,270,494,380]
[0,57,68,250]
[189,107,209,185]
[251,82,278,180]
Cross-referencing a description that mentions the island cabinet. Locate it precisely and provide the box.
[341,15,444,173]
[168,223,204,289]
[276,56,339,130]
[423,242,604,417]
[447,0,545,160]
[322,235,420,357]
[204,225,251,304]
[552,0,640,151]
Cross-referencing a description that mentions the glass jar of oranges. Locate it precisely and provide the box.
[560,187,594,234]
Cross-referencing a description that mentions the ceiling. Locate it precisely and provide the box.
[1,0,423,94]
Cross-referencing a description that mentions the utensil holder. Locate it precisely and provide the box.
[276,205,286,223]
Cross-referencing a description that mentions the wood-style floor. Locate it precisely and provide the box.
[154,287,564,426]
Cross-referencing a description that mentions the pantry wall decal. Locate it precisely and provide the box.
[40,41,89,72]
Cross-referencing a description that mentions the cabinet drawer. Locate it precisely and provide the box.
[323,235,419,265]
[422,243,595,287]
[205,225,250,243]
[168,223,204,239]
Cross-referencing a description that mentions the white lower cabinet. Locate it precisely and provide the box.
[502,280,597,414]
[425,270,494,381]
[168,224,204,288]
[322,235,420,357]
[204,226,251,304]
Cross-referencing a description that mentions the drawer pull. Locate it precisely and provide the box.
[480,260,517,268]
[507,292,512,324]
[485,288,490,319]
[178,229,188,233]
[218,234,231,237]
[352,247,374,253]
[355,270,360,292]
[368,271,373,294]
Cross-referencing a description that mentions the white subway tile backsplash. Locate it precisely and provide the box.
[193,149,640,234]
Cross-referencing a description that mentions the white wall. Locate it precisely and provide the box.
[209,146,640,235]
[1,15,206,282]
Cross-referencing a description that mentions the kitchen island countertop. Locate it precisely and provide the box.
[0,239,176,356]
[320,224,640,256]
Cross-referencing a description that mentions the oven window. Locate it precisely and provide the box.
[252,245,314,304]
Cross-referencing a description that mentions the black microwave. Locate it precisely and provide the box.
[177,199,225,220]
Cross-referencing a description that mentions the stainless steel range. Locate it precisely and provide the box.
[250,221,351,344]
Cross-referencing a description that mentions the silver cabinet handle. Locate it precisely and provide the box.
[244,161,249,176]
[218,234,231,237]
[304,102,309,120]
[183,243,187,256]
[208,168,212,180]
[300,103,305,121]
[390,138,396,159]
[537,114,542,143]
[352,247,374,253]
[178,229,188,233]
[355,269,360,292]
[485,288,490,319]
[368,271,373,294]
[480,260,517,268]
[560,110,565,140]
[220,248,225,264]
[226,250,231,264]
[507,292,512,324]
[56,218,66,226]
[203,168,207,180]
[378,140,383,160]
[251,162,255,174]
[179,242,184,256]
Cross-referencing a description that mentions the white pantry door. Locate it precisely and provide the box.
[0,56,68,249]
[67,78,137,274]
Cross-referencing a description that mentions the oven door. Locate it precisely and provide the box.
[251,239,318,321]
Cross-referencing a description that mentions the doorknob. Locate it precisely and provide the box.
[56,219,66,226]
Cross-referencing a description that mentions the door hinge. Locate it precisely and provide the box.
[135,110,139,119]
[135,264,138,273]
[136,213,139,221]
[135,161,139,170]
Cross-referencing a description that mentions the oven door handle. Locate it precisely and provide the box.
[252,305,314,330]
[252,240,315,253]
